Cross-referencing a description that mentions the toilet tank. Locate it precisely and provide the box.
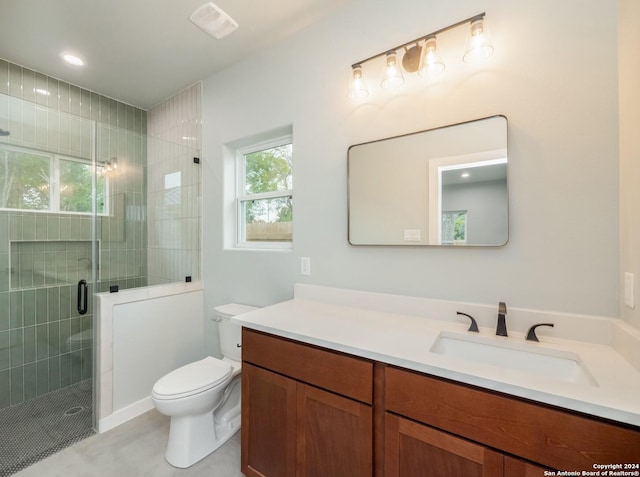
[214,303,259,362]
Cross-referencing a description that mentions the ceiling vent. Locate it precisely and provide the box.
[189,2,238,39]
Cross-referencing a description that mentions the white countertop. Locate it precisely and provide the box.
[233,296,640,427]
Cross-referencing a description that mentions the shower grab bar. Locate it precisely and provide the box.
[77,279,88,315]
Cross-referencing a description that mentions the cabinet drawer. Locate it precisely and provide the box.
[385,413,503,477]
[242,328,373,404]
[385,366,640,470]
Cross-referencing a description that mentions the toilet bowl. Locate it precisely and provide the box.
[151,303,258,468]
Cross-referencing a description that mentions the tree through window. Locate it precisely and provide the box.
[0,145,106,215]
[237,138,293,246]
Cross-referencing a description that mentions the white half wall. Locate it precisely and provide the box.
[97,282,204,432]
[202,0,620,318]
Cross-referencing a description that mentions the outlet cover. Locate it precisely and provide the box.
[301,257,311,276]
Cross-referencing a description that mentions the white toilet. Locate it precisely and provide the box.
[151,303,258,468]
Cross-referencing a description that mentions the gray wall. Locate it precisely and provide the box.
[442,179,508,245]
[619,0,640,331]
[201,0,620,334]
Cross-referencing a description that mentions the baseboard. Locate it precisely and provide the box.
[98,396,154,433]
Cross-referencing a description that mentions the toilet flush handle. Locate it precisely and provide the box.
[212,317,222,322]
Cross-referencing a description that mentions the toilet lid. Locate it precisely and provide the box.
[152,357,232,398]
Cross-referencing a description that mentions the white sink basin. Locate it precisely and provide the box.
[430,332,597,387]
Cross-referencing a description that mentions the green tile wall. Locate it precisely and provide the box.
[0,58,147,409]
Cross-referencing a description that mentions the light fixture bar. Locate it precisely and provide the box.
[351,12,485,68]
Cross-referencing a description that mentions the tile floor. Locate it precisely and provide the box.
[14,410,244,477]
[0,380,94,476]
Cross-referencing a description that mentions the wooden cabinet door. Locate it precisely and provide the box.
[385,413,503,477]
[504,456,548,477]
[297,383,373,477]
[242,363,297,477]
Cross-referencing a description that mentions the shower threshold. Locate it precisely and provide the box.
[0,380,95,476]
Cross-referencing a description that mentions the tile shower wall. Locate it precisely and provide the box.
[0,58,147,408]
[146,83,201,285]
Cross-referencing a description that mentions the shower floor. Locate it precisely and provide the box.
[0,380,95,476]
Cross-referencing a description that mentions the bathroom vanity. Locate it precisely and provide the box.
[236,286,640,476]
[241,329,373,476]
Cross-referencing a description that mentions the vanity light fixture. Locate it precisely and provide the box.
[348,64,369,99]
[463,17,494,63]
[418,36,445,76]
[99,157,118,176]
[348,13,493,98]
[380,51,404,89]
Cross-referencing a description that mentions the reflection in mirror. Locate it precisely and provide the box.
[348,116,508,246]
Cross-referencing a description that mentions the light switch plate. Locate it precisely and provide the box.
[624,272,635,309]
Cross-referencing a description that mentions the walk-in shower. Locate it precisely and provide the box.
[0,60,201,474]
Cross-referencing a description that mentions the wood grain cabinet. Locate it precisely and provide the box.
[384,413,553,476]
[241,329,640,477]
[242,363,296,477]
[385,366,640,472]
[385,413,503,477]
[503,456,549,477]
[241,329,373,477]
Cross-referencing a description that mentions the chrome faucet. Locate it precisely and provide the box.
[496,301,508,336]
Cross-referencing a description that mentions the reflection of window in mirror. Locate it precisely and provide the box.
[442,210,467,244]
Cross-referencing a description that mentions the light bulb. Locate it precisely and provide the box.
[380,51,404,89]
[463,17,494,63]
[418,36,445,77]
[348,65,369,99]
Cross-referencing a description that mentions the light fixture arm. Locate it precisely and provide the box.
[350,12,486,69]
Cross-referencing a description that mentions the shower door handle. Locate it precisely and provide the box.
[77,279,88,315]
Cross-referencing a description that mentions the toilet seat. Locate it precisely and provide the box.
[152,357,232,400]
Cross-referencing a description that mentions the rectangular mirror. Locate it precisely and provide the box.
[348,115,508,246]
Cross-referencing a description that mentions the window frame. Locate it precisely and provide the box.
[235,135,293,250]
[0,144,109,216]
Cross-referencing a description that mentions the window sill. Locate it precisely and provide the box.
[225,243,293,253]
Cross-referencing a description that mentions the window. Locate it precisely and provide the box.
[0,145,107,215]
[442,210,467,244]
[0,148,50,210]
[236,137,293,248]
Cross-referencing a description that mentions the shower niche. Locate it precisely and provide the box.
[10,240,94,289]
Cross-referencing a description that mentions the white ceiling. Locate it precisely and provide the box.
[0,0,348,109]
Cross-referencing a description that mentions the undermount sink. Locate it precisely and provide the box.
[430,332,597,387]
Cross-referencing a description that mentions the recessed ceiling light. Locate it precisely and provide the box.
[60,52,86,67]
[461,172,470,178]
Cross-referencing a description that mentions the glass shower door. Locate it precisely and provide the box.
[0,93,97,474]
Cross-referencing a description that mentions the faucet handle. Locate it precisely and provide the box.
[456,312,479,333]
[526,323,554,342]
